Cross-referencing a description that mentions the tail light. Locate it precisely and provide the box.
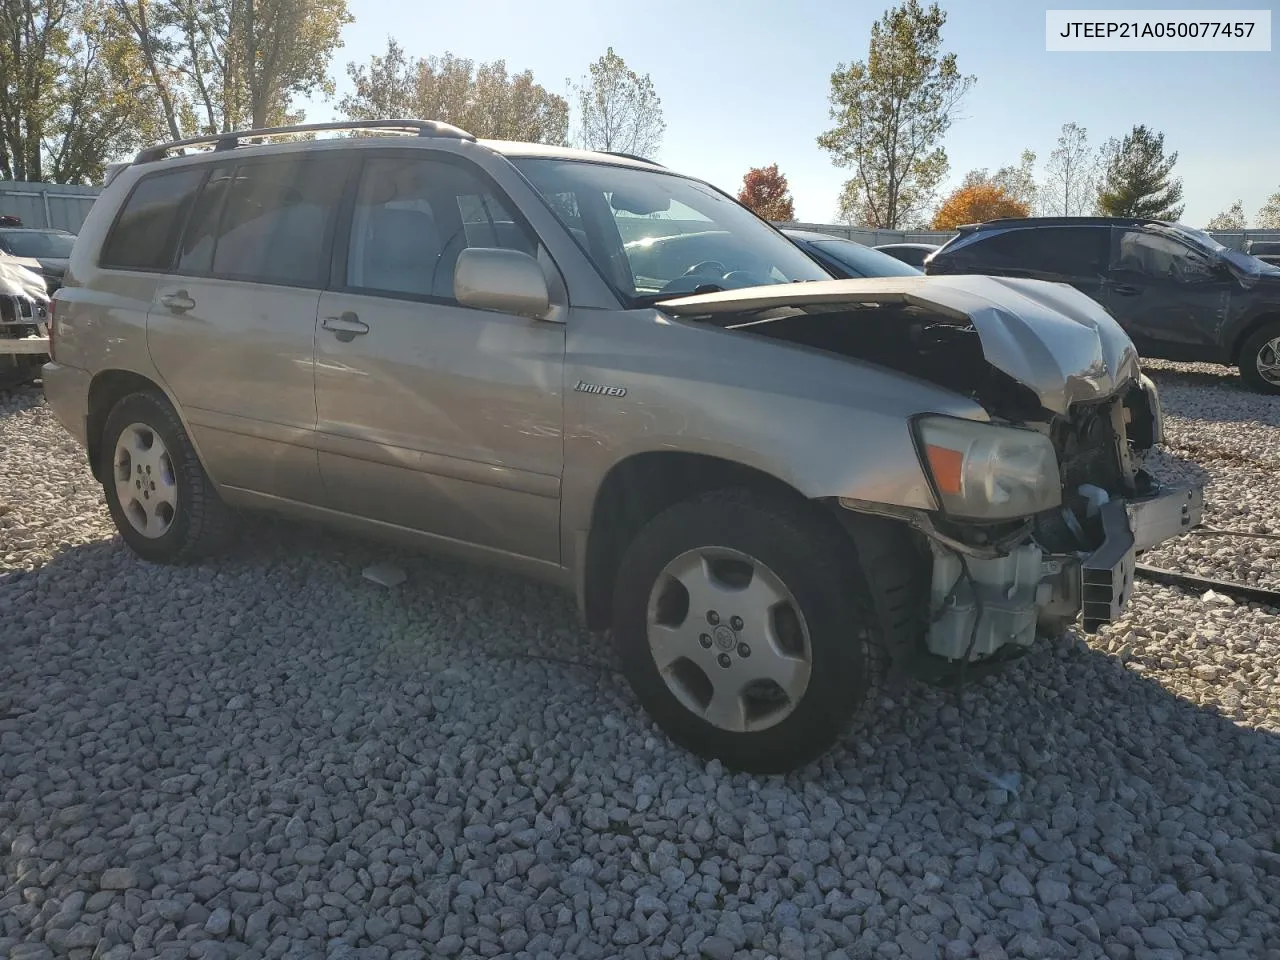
[46,298,55,361]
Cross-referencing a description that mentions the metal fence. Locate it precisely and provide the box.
[0,182,102,232]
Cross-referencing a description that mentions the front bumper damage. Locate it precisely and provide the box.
[924,480,1205,662]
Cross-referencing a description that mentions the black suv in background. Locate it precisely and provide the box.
[1246,239,1280,267]
[925,217,1280,393]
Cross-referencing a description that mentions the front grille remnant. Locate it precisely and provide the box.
[1052,397,1130,499]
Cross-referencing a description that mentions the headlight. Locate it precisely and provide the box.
[914,415,1061,520]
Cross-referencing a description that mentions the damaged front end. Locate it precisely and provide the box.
[908,379,1201,665]
[658,274,1206,669]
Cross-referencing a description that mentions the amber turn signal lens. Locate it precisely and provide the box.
[924,443,964,496]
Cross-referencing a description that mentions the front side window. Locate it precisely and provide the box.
[1111,229,1215,283]
[510,157,830,303]
[345,155,537,301]
[100,167,205,271]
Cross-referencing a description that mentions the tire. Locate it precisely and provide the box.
[1237,321,1280,395]
[99,390,237,563]
[610,487,901,774]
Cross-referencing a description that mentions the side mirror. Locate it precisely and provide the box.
[454,247,551,319]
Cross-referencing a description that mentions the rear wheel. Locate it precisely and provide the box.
[99,390,237,563]
[611,488,900,774]
[1238,321,1280,395]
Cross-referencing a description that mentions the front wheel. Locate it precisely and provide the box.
[610,488,892,774]
[99,390,237,563]
[1237,321,1280,395]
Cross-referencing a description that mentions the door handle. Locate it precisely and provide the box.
[1112,284,1142,296]
[159,290,195,312]
[322,311,369,342]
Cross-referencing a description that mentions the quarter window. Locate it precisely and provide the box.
[100,167,205,271]
[344,156,537,301]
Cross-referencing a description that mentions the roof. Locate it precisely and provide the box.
[956,216,1171,232]
[475,139,665,170]
[873,242,940,250]
[124,118,668,176]
[0,227,73,234]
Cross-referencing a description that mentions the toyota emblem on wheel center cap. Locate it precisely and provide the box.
[713,625,736,651]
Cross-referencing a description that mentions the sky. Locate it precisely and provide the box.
[297,0,1280,227]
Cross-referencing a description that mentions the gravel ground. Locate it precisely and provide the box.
[2,365,1279,960]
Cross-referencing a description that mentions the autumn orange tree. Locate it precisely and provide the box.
[931,182,1029,229]
[738,164,796,221]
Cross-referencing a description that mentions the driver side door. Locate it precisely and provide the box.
[1102,227,1233,354]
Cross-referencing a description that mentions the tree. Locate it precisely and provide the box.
[960,149,1037,209]
[1096,124,1184,220]
[43,1,172,182]
[341,39,569,144]
[573,46,664,158]
[1042,122,1099,216]
[931,182,1029,229]
[1256,189,1280,229]
[0,0,166,182]
[114,0,352,139]
[817,0,975,229]
[737,163,796,221]
[1206,201,1246,230]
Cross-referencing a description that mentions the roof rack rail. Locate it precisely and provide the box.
[602,151,665,167]
[134,119,476,164]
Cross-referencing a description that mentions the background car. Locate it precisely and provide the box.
[872,242,940,268]
[1245,239,1280,267]
[0,227,76,293]
[924,216,1280,394]
[783,229,922,278]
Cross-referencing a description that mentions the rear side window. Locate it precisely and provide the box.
[99,168,205,271]
[190,154,348,287]
[947,227,1106,278]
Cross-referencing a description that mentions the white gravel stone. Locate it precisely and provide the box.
[3,368,1280,959]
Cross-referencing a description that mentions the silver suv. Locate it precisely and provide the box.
[43,119,1204,773]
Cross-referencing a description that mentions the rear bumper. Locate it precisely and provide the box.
[40,361,92,448]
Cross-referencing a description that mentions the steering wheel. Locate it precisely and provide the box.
[684,260,728,278]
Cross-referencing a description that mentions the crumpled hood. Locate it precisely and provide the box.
[0,256,51,303]
[658,274,1141,416]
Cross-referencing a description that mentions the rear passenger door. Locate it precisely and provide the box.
[944,226,1109,302]
[312,150,566,564]
[147,152,351,505]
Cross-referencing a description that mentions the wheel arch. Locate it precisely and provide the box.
[577,450,928,648]
[579,452,815,632]
[86,370,187,483]
[1229,311,1280,366]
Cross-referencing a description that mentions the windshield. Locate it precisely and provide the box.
[810,237,921,277]
[1162,223,1280,276]
[0,230,75,259]
[509,157,831,303]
